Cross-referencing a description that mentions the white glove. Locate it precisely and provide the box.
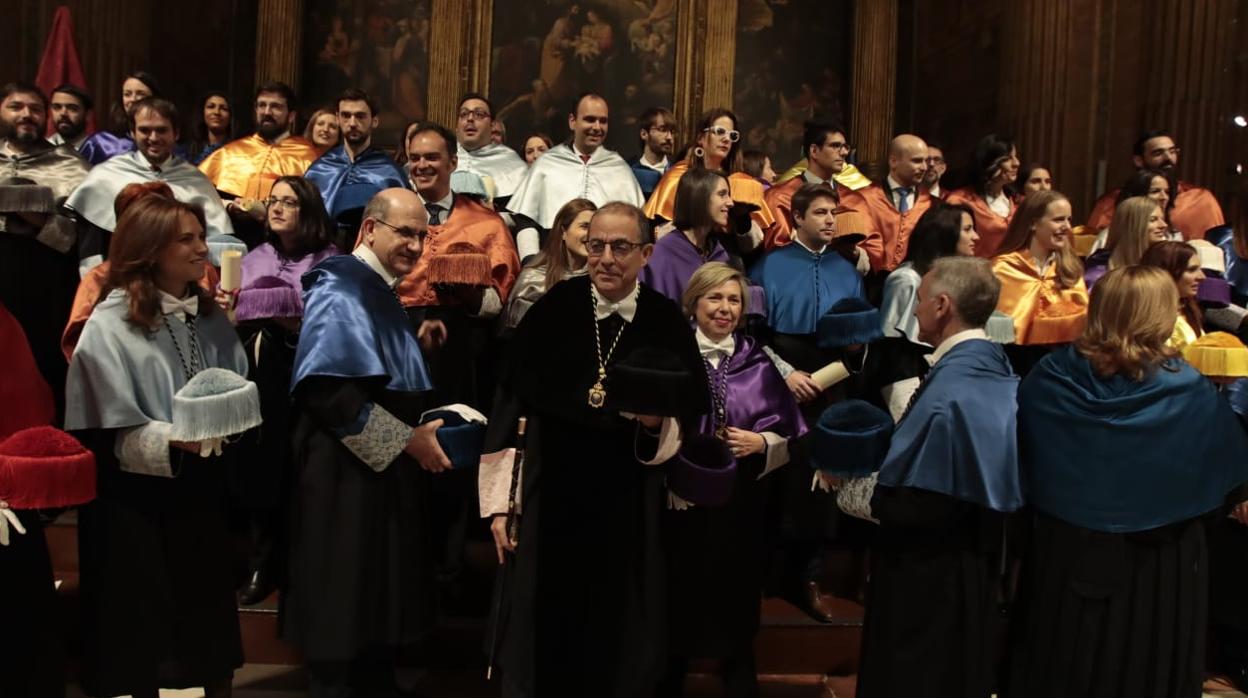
[198,437,225,458]
[666,490,695,511]
[0,501,27,547]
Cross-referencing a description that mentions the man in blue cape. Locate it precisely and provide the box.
[304,89,407,249]
[857,256,1023,698]
[283,188,451,698]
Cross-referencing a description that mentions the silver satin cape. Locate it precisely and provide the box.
[455,142,529,198]
[64,151,244,265]
[0,142,89,253]
[507,143,644,228]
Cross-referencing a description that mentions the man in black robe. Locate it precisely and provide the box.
[857,257,1022,697]
[481,201,707,697]
[283,188,452,698]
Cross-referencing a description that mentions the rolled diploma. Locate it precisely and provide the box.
[219,249,243,322]
[219,249,243,290]
[811,360,850,391]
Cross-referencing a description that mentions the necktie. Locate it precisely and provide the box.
[426,203,443,225]
[895,187,912,213]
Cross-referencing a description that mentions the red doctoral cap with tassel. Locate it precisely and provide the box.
[35,5,95,138]
[0,302,96,545]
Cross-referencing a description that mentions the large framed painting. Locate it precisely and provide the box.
[733,0,852,171]
[488,0,679,153]
[302,0,433,147]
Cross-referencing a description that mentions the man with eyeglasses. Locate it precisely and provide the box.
[509,92,645,260]
[1085,129,1224,240]
[66,96,242,270]
[453,93,528,206]
[480,201,705,697]
[285,186,452,698]
[773,122,874,191]
[627,106,675,199]
[840,133,934,272]
[198,81,319,244]
[923,142,948,200]
[764,121,881,271]
[305,88,407,244]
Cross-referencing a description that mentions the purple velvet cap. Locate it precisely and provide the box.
[1197,276,1232,308]
[667,434,737,507]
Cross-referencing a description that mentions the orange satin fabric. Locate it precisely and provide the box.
[197,133,320,200]
[946,187,1014,259]
[992,250,1089,345]
[642,160,775,231]
[839,183,934,272]
[396,195,520,308]
[1085,181,1225,240]
[760,177,881,265]
[62,262,221,361]
[762,177,856,249]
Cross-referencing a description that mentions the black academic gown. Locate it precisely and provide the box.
[280,255,439,666]
[281,381,435,664]
[0,512,65,698]
[490,275,707,698]
[1006,512,1211,698]
[229,320,300,578]
[75,438,243,695]
[858,486,1003,698]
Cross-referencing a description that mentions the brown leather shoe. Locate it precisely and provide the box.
[794,581,838,623]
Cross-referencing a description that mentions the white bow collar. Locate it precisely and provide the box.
[592,282,639,322]
[159,290,200,321]
[695,328,735,367]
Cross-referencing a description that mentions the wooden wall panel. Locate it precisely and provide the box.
[13,0,255,136]
[998,0,1103,215]
[914,0,1240,220]
[909,0,1003,175]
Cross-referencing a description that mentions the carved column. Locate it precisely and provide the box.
[673,0,736,143]
[255,0,304,90]
[849,0,898,180]
[428,0,493,127]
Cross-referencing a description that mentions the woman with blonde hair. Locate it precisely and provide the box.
[1083,196,1169,287]
[658,261,806,698]
[1010,265,1248,697]
[302,107,340,151]
[992,189,1089,374]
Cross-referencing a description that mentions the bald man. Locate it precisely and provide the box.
[286,187,452,697]
[840,134,934,272]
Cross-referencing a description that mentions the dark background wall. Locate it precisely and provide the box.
[903,0,1248,221]
[5,0,1246,225]
[7,0,257,139]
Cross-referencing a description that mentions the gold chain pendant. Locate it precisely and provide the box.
[587,381,606,408]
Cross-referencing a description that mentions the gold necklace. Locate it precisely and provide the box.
[588,287,627,408]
